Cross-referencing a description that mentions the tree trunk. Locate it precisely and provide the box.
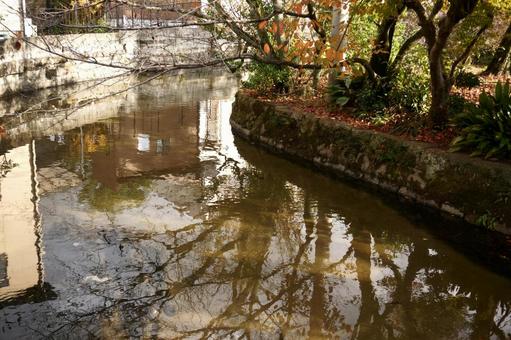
[429,61,450,127]
[426,20,452,128]
[483,20,511,75]
[328,2,349,85]
[369,6,404,78]
[405,0,479,127]
[369,20,396,78]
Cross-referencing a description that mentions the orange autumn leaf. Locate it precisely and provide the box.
[272,22,278,34]
[292,4,302,15]
[258,20,268,30]
[325,48,336,62]
[263,43,271,54]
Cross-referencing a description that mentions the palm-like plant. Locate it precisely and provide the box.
[451,81,511,159]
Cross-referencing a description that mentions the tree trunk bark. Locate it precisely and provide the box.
[422,16,451,127]
[429,60,450,127]
[405,0,479,127]
[428,16,454,127]
[328,2,349,86]
[483,20,511,75]
[18,0,26,38]
[369,6,404,78]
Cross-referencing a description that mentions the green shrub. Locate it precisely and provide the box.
[451,81,511,159]
[243,62,291,93]
[447,94,473,116]
[454,70,481,88]
[389,69,430,116]
[327,76,355,108]
[355,80,389,115]
[388,51,431,116]
[329,75,389,116]
[472,47,494,66]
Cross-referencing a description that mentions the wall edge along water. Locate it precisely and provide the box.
[230,92,511,236]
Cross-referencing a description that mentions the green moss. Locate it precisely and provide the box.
[476,212,498,230]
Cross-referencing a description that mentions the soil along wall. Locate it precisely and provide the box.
[231,93,511,235]
[0,28,212,98]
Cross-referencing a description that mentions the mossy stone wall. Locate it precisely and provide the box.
[231,93,511,234]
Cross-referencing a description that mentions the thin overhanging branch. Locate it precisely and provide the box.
[449,19,491,80]
[429,0,444,20]
[2,17,323,74]
[213,2,261,50]
[389,28,423,73]
[113,0,208,18]
[404,0,430,25]
[251,54,322,70]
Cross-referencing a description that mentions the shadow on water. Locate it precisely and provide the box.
[0,71,509,339]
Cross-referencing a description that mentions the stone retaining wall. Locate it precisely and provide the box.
[0,28,212,98]
[231,92,511,235]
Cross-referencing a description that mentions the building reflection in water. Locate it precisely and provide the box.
[0,73,510,339]
[0,75,237,307]
[0,142,53,306]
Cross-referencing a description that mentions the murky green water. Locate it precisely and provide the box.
[0,72,510,339]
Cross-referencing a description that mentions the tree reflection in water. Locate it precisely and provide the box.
[0,75,510,339]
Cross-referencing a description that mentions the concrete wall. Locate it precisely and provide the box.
[0,27,213,97]
[231,92,511,235]
[0,0,38,38]
[0,0,23,37]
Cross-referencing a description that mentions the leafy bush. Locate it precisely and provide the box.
[243,62,291,93]
[454,70,481,88]
[327,76,355,108]
[355,80,389,115]
[328,44,430,126]
[389,75,430,116]
[328,75,388,115]
[472,47,494,66]
[388,50,431,116]
[451,81,511,159]
[447,94,473,116]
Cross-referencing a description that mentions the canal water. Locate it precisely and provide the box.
[0,71,510,339]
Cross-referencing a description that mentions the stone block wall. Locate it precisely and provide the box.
[231,92,511,235]
[0,27,213,98]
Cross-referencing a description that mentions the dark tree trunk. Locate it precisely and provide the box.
[429,59,450,127]
[405,0,479,127]
[428,18,453,127]
[423,17,452,127]
[369,4,405,78]
[369,16,398,78]
[483,21,511,75]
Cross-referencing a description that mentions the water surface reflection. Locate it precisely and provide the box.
[0,72,510,339]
